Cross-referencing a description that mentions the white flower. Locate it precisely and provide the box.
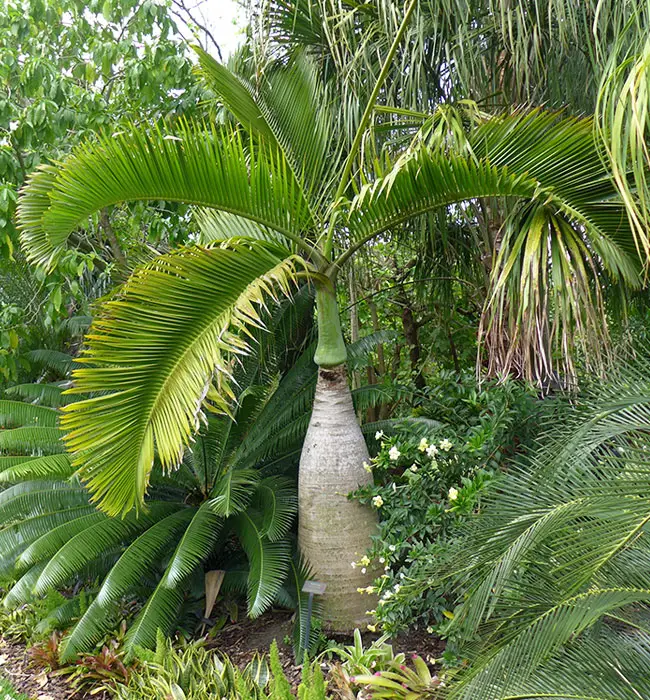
[388,544,397,552]
[426,626,434,634]
[439,438,453,451]
[448,487,459,501]
[375,430,384,440]
[372,495,384,508]
[351,562,357,568]
[363,461,373,473]
[382,590,392,600]
[384,565,390,571]
[393,584,401,593]
[361,567,367,574]
[409,464,418,472]
[418,438,429,452]
[379,557,385,563]
[426,444,438,457]
[9,120,19,132]
[389,446,401,461]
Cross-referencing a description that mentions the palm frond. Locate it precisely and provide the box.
[345,112,638,283]
[17,121,315,268]
[61,240,309,516]
[195,47,335,207]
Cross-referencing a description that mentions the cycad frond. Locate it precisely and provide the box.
[233,511,292,617]
[0,426,64,454]
[252,476,298,542]
[61,240,309,516]
[5,382,73,408]
[430,354,650,698]
[17,510,107,572]
[0,506,96,560]
[0,454,74,483]
[17,121,315,268]
[32,502,181,596]
[0,481,89,524]
[124,503,223,652]
[3,562,47,608]
[0,401,58,428]
[61,509,195,661]
[209,468,260,517]
[165,502,222,587]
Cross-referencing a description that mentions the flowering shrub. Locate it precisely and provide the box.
[350,376,546,636]
[351,431,493,634]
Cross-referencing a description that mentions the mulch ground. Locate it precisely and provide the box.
[0,638,105,700]
[0,611,444,699]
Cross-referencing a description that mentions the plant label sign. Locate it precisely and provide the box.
[302,580,327,595]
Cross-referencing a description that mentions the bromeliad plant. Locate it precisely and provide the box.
[15,3,643,628]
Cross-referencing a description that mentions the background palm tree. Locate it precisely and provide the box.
[246,0,650,384]
[15,23,642,628]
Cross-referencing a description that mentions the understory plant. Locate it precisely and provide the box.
[0,329,397,660]
[410,353,650,698]
[0,342,311,657]
[352,375,541,634]
[111,636,327,700]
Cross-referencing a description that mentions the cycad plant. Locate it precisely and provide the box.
[0,338,315,654]
[414,354,650,699]
[15,9,643,627]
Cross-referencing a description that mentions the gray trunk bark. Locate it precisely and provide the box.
[298,365,378,631]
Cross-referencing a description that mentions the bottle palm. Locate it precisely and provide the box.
[16,36,642,626]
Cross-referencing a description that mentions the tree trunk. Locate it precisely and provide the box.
[298,364,378,631]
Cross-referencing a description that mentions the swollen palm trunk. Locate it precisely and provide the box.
[298,365,377,631]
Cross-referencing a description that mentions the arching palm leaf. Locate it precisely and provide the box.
[62,240,309,515]
[60,509,195,661]
[17,121,316,268]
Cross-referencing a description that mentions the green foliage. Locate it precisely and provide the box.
[0,0,203,387]
[352,375,542,633]
[0,675,27,699]
[416,354,650,698]
[111,636,328,700]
